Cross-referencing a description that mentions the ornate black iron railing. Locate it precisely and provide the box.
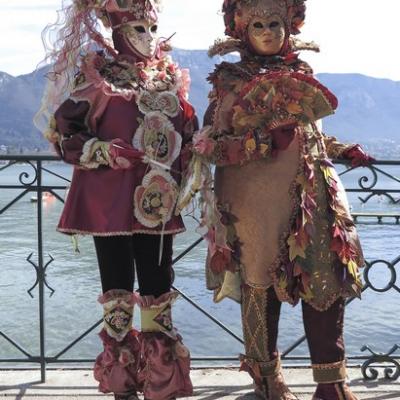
[0,155,399,383]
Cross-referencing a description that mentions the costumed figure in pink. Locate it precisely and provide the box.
[35,1,197,399]
[188,0,373,399]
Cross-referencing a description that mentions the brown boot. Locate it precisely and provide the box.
[135,291,193,400]
[312,382,359,400]
[241,286,300,399]
[254,370,301,400]
[94,290,142,396]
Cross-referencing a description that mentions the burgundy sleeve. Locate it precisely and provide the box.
[54,99,94,165]
[180,97,199,146]
[179,97,199,171]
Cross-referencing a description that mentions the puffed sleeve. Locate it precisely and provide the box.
[54,99,109,169]
[322,134,353,159]
[323,133,374,167]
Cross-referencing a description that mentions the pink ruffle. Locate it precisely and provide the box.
[132,292,192,399]
[79,52,136,102]
[138,332,193,400]
[98,289,135,305]
[132,291,179,308]
[94,329,142,394]
[177,68,191,99]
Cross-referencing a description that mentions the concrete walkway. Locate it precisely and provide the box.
[0,368,399,399]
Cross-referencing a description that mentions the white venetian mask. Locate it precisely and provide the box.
[120,19,158,59]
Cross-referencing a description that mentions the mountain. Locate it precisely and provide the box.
[0,49,399,153]
[172,49,237,122]
[317,73,400,142]
[0,67,49,150]
[0,72,13,86]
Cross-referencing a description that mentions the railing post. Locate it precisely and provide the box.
[36,160,46,382]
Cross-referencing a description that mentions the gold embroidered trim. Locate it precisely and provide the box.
[239,354,282,378]
[312,360,347,383]
[259,356,281,377]
[241,285,269,362]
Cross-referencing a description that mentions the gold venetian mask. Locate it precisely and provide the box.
[247,14,286,56]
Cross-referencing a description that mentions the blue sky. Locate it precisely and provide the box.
[1,0,400,80]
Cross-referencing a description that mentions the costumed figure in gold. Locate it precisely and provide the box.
[186,0,373,399]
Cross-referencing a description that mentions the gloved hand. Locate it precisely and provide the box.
[342,144,375,167]
[108,139,145,170]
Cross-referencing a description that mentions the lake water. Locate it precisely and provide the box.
[0,162,399,365]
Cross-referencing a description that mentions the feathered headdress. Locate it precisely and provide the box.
[209,0,310,57]
[35,0,163,134]
[94,0,162,28]
[222,0,306,38]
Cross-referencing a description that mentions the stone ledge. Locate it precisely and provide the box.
[0,368,399,399]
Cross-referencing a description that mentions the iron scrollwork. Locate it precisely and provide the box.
[338,164,400,204]
[361,345,400,380]
[18,161,38,187]
[363,259,399,293]
[26,253,56,298]
[358,166,378,191]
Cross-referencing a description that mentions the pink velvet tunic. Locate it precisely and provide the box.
[53,54,197,236]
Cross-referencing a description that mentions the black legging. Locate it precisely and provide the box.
[93,234,174,297]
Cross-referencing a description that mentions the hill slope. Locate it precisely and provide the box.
[0,50,399,151]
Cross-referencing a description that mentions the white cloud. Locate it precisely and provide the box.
[300,0,400,80]
[1,0,399,80]
[0,3,58,74]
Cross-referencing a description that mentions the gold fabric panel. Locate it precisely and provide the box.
[214,136,300,289]
[312,360,347,383]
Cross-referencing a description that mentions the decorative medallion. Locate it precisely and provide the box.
[137,90,180,117]
[134,169,179,228]
[133,111,182,166]
[103,301,133,342]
